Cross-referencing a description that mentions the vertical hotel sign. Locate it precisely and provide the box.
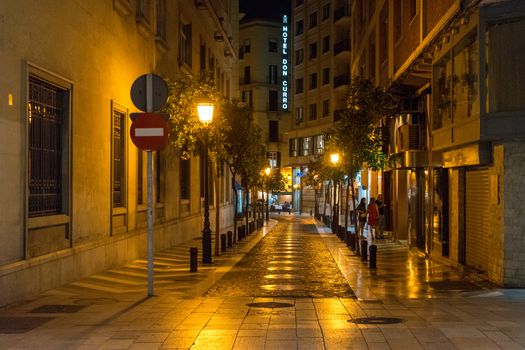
[281,15,289,110]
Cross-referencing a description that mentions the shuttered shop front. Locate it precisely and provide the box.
[465,169,490,273]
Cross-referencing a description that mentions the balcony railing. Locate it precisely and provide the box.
[239,77,251,85]
[333,73,350,88]
[334,39,350,55]
[333,5,350,22]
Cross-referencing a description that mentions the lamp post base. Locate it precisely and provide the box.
[202,226,212,264]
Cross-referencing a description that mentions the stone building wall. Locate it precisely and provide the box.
[503,141,525,286]
[487,144,504,284]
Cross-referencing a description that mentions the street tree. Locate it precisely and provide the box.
[329,77,398,246]
[217,100,266,237]
[164,72,226,254]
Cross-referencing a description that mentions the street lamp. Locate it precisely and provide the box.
[330,152,340,232]
[265,167,271,221]
[197,97,214,264]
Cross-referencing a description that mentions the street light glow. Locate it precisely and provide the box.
[197,103,214,124]
[265,167,271,176]
[196,95,214,124]
[330,152,340,165]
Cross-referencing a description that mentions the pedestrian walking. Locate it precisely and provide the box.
[376,194,385,239]
[367,197,379,240]
[356,198,367,239]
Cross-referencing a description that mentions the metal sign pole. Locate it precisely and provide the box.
[147,151,153,296]
[146,73,154,297]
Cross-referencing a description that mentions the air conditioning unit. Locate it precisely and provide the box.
[398,124,420,151]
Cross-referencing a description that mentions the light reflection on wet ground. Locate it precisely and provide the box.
[204,216,355,298]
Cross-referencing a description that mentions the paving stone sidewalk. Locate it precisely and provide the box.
[1,215,525,349]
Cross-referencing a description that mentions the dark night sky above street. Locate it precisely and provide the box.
[240,0,291,20]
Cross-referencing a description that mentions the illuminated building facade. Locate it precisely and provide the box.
[0,0,240,306]
[353,0,525,286]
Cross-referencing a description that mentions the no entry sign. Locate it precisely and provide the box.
[130,113,169,151]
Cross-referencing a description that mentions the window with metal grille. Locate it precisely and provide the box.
[180,158,190,200]
[113,109,126,208]
[28,76,68,216]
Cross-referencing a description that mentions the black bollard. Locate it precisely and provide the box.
[310,210,312,216]
[369,244,377,268]
[221,234,227,252]
[237,226,243,241]
[227,231,233,247]
[360,240,368,261]
[190,247,198,272]
[241,225,246,238]
[349,232,356,250]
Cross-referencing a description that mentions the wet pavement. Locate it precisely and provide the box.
[1,214,525,349]
[205,216,354,298]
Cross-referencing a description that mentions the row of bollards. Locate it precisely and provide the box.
[190,221,261,272]
[332,223,377,269]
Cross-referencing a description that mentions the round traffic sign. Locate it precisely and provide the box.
[130,113,169,151]
[130,74,169,112]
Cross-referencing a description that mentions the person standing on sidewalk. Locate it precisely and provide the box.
[356,198,367,239]
[376,194,385,239]
[367,197,378,240]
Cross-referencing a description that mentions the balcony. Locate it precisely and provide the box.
[333,5,350,23]
[334,39,350,56]
[333,73,350,88]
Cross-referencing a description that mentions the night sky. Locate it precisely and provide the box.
[240,0,291,20]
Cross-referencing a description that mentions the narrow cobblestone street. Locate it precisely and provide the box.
[1,215,525,349]
[205,216,354,298]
